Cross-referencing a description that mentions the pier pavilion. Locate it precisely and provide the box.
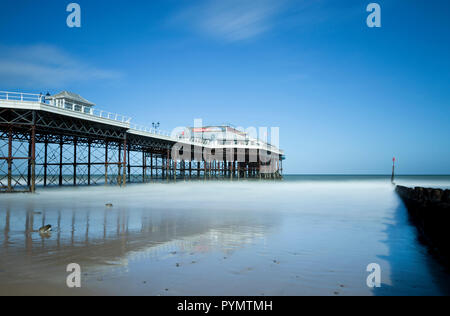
[0,91,284,193]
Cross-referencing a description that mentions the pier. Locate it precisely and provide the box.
[0,91,284,193]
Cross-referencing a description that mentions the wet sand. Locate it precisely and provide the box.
[1,176,450,296]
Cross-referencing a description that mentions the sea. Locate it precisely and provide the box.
[0,175,449,295]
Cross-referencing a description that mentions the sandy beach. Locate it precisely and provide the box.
[1,176,450,296]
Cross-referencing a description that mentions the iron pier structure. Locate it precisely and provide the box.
[0,91,285,193]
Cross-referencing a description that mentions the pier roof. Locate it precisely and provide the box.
[49,91,95,107]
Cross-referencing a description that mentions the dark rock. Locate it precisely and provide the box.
[396,185,450,266]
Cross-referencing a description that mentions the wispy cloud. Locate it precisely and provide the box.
[0,44,121,88]
[172,0,288,42]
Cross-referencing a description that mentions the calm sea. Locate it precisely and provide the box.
[0,175,449,295]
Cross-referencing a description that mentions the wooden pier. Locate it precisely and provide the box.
[0,91,284,193]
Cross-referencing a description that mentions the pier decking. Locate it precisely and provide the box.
[0,91,284,192]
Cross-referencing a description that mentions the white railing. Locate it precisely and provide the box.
[0,91,43,102]
[176,137,283,153]
[91,108,131,123]
[0,90,131,124]
[206,139,281,151]
[129,123,171,137]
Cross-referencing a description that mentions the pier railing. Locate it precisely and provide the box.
[0,91,43,102]
[129,123,172,137]
[0,91,132,124]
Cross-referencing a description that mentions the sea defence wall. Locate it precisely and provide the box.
[396,185,450,265]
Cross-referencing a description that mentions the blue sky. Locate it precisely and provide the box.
[0,0,449,174]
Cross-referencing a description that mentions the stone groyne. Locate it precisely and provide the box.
[396,185,450,265]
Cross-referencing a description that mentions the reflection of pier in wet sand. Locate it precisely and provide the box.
[0,196,278,293]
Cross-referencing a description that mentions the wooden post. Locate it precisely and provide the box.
[391,157,396,184]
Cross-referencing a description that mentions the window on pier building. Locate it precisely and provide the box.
[47,91,95,114]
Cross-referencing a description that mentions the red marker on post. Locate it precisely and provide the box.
[391,157,396,184]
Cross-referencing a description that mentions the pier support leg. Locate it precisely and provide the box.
[118,142,122,185]
[161,155,167,179]
[30,125,35,193]
[149,152,152,181]
[44,137,48,187]
[166,148,170,182]
[258,157,262,180]
[203,160,206,180]
[105,141,109,185]
[173,159,176,181]
[123,136,127,187]
[73,137,77,186]
[231,161,234,180]
[59,136,63,186]
[189,160,192,180]
[7,128,12,192]
[197,161,200,178]
[153,154,156,181]
[127,143,131,183]
[88,140,91,185]
[143,151,146,183]
[27,136,31,188]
